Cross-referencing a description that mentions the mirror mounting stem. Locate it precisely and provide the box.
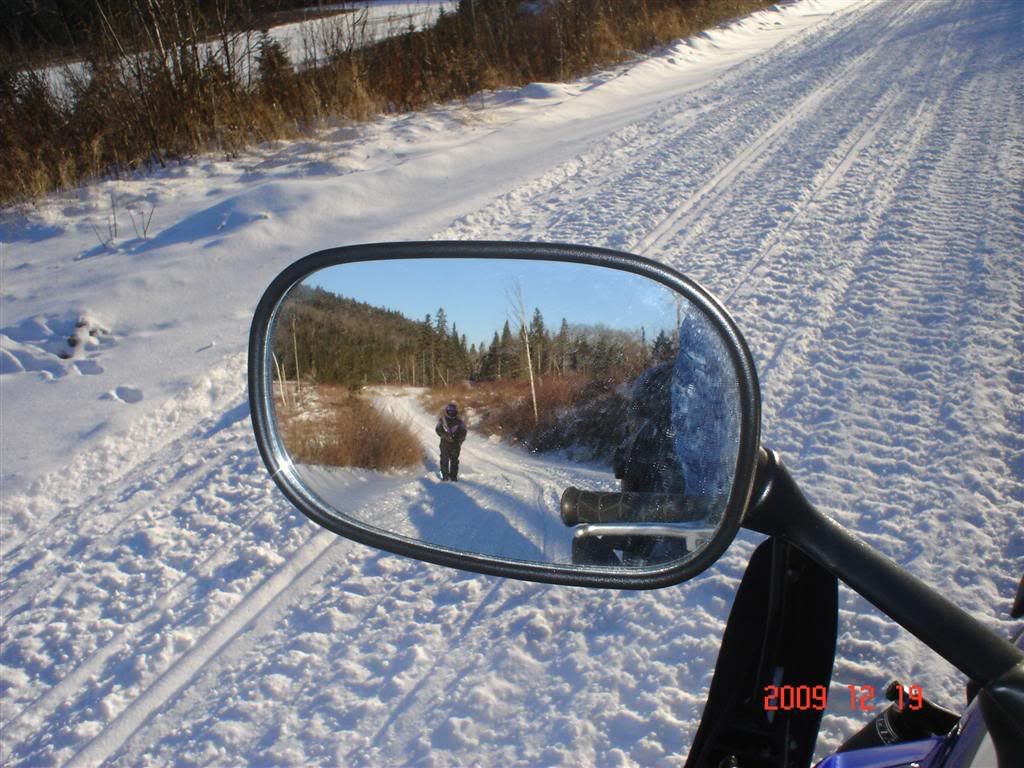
[743,449,1024,688]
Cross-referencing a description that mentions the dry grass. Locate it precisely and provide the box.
[2,0,775,206]
[277,383,422,471]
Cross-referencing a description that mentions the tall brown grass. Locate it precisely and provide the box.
[2,0,774,206]
[278,385,423,471]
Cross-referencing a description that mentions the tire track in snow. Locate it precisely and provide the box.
[745,95,940,392]
[1,353,313,766]
[1,457,291,757]
[733,4,1023,746]
[726,0,974,398]
[430,0,878,248]
[643,5,937,288]
[63,529,342,768]
[3,483,260,739]
[637,0,931,262]
[717,85,903,306]
[345,577,571,766]
[107,548,514,766]
[1,433,251,629]
[631,61,902,258]
[782,37,1022,560]
[1,450,305,765]
[1,353,250,599]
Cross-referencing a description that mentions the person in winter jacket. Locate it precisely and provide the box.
[435,402,467,481]
[574,362,687,567]
[612,361,686,496]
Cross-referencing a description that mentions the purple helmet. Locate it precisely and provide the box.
[446,402,458,417]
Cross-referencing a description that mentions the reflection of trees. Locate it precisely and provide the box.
[274,285,474,390]
[273,284,687,464]
[274,284,664,390]
[478,318,651,382]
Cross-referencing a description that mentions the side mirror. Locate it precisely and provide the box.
[249,242,760,588]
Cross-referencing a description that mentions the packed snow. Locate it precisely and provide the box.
[2,0,1022,765]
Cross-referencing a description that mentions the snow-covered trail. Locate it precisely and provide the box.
[297,389,617,563]
[1,0,1021,765]
[431,0,1024,743]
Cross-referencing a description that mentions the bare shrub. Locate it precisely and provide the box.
[488,376,630,457]
[278,386,423,472]
[0,66,68,202]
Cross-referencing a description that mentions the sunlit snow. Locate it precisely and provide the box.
[2,0,1021,765]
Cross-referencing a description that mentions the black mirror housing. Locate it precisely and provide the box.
[249,241,761,588]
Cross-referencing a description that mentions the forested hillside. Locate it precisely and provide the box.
[273,284,673,390]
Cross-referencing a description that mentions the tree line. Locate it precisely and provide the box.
[1,0,774,204]
[273,285,679,391]
[2,0,310,58]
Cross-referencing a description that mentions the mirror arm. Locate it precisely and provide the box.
[573,523,715,551]
[742,449,1024,687]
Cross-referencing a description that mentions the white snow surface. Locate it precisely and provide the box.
[2,0,1022,765]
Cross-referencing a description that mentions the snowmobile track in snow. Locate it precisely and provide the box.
[1,0,1020,765]
[63,530,342,767]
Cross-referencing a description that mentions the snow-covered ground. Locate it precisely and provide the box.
[2,0,1022,765]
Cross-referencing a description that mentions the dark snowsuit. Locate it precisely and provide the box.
[612,362,686,495]
[574,362,687,566]
[436,414,467,481]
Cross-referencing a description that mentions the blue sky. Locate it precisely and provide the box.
[306,258,681,349]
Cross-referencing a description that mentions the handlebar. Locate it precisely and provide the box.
[560,487,720,527]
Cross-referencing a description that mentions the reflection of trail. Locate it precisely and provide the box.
[296,386,617,563]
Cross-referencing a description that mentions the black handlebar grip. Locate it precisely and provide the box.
[561,487,620,526]
[560,487,693,526]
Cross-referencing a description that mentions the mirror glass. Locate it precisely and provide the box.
[269,257,743,569]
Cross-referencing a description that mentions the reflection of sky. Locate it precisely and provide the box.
[307,258,680,348]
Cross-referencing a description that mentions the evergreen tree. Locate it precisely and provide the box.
[529,307,546,375]
[499,320,515,379]
[652,329,677,362]
[554,318,570,374]
[481,330,501,379]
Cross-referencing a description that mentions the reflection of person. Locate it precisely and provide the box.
[613,362,687,495]
[435,402,467,481]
